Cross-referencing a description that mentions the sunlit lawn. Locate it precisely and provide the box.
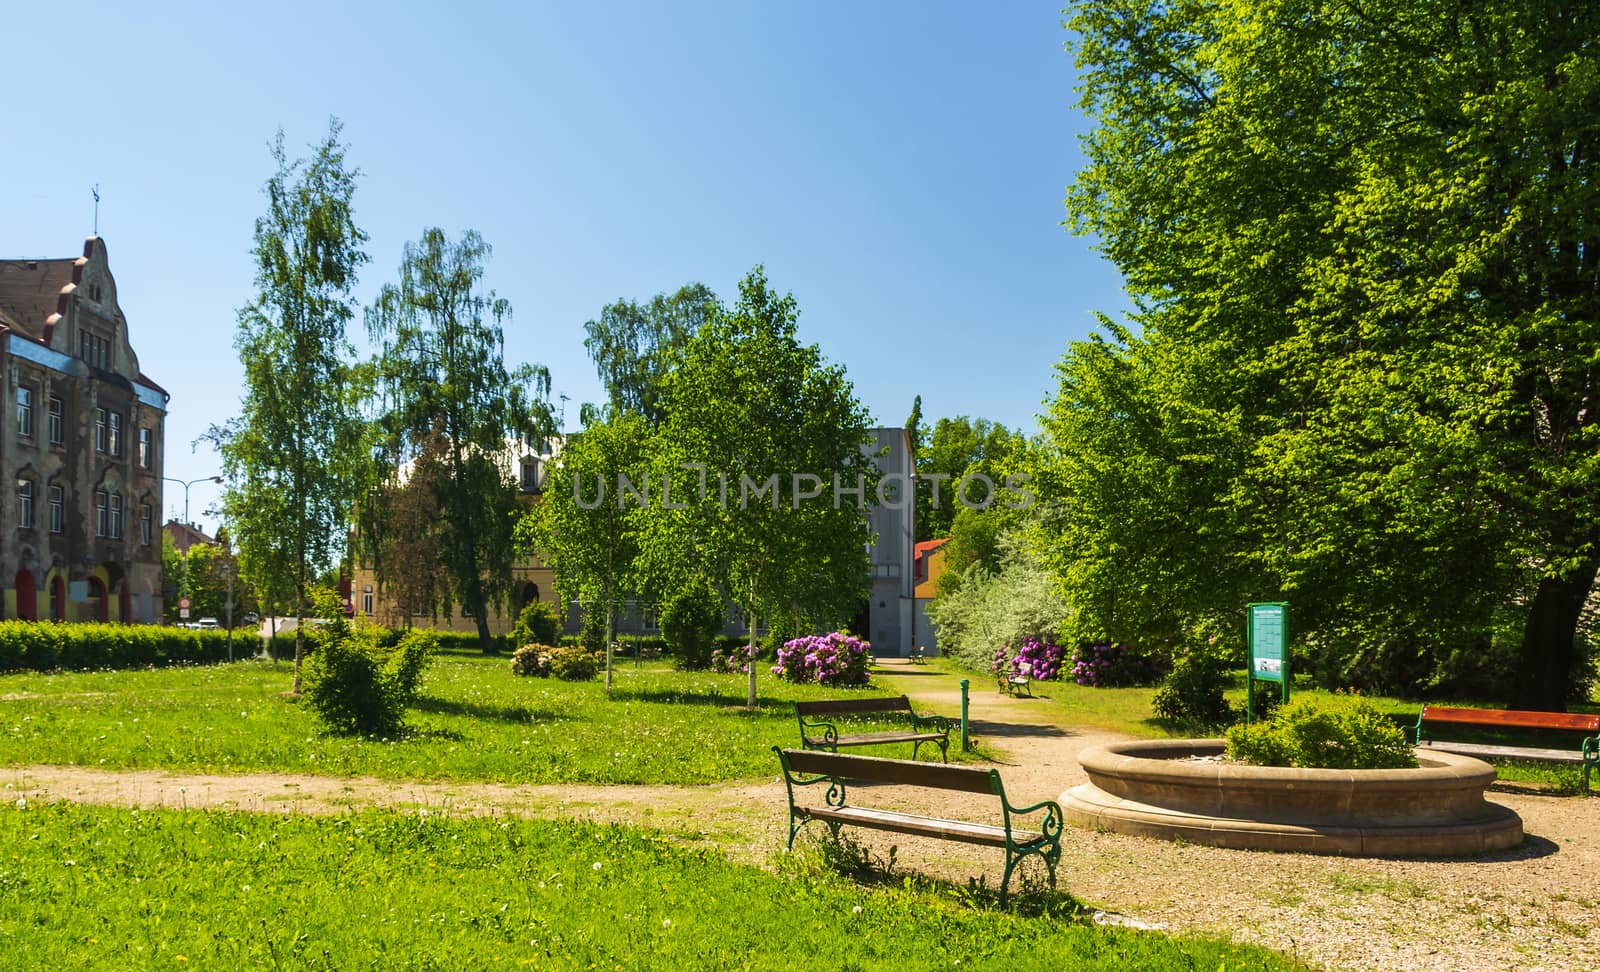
[0,655,968,785]
[0,801,1302,971]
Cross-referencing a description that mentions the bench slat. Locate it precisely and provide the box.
[1420,706,1600,733]
[779,748,996,794]
[797,806,1043,848]
[803,730,947,748]
[795,696,914,717]
[1418,740,1589,764]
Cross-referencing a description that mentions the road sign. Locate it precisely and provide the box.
[180,608,190,619]
[178,596,192,610]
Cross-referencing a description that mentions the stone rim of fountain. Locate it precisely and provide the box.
[1061,738,1524,856]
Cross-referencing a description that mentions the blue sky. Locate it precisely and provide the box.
[2,2,1125,533]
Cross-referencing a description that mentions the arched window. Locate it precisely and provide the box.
[87,577,108,622]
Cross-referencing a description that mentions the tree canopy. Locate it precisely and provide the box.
[645,267,875,705]
[1048,0,1600,707]
[582,283,718,426]
[366,228,556,653]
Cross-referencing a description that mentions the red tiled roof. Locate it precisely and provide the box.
[914,538,950,557]
[0,254,82,342]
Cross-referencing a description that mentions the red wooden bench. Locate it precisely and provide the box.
[1413,705,1599,794]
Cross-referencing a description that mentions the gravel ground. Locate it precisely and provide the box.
[8,661,1597,971]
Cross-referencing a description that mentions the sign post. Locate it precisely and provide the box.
[178,596,192,621]
[1246,602,1289,723]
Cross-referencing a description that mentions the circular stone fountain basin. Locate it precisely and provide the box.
[1061,739,1522,856]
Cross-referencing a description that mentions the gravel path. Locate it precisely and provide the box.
[8,661,1596,971]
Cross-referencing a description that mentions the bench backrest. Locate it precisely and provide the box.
[1421,705,1600,734]
[778,747,998,795]
[795,696,913,718]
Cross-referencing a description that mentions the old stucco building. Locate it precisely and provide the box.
[1,237,168,622]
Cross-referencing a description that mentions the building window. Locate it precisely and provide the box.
[95,408,108,452]
[79,330,110,369]
[18,479,33,529]
[110,493,123,538]
[16,387,33,438]
[140,504,152,545]
[362,585,374,616]
[48,397,63,445]
[138,427,153,468]
[49,484,64,534]
[95,490,109,537]
[109,412,123,458]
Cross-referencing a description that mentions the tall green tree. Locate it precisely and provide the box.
[366,228,556,653]
[583,283,718,425]
[644,267,875,706]
[517,410,648,691]
[1058,0,1600,707]
[915,416,1020,542]
[213,120,369,693]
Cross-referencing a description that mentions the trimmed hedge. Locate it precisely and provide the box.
[266,626,513,660]
[0,621,253,672]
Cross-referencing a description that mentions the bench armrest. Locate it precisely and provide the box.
[798,717,841,748]
[910,711,953,734]
[773,746,847,807]
[1001,796,1065,846]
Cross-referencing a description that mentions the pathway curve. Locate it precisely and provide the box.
[8,660,1597,971]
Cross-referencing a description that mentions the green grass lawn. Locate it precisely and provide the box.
[0,801,1301,971]
[0,656,972,785]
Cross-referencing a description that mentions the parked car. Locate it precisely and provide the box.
[195,618,220,630]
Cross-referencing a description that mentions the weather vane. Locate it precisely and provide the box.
[92,184,100,236]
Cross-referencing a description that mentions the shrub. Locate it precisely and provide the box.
[1225,694,1416,770]
[1151,644,1232,728]
[710,643,760,674]
[1069,641,1163,687]
[580,608,608,655]
[510,601,562,649]
[1013,638,1065,681]
[303,621,436,736]
[661,576,724,670]
[510,643,553,677]
[0,621,250,672]
[547,644,600,681]
[773,632,871,686]
[925,533,1069,672]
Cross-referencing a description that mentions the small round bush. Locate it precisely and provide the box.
[304,622,435,737]
[511,601,562,649]
[772,632,871,686]
[510,643,553,677]
[1152,645,1233,728]
[548,644,600,681]
[661,575,724,670]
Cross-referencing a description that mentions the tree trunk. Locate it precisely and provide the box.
[1510,564,1598,710]
[474,610,495,655]
[746,607,758,709]
[604,600,615,695]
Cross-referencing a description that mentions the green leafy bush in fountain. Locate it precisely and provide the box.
[1226,694,1416,770]
[510,600,562,649]
[509,643,553,677]
[660,574,724,670]
[547,644,600,681]
[304,622,436,736]
[0,621,249,672]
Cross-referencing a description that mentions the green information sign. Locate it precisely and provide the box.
[1246,601,1289,722]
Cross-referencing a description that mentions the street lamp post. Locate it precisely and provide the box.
[162,475,222,620]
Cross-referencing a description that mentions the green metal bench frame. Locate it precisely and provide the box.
[1413,705,1599,794]
[773,746,1063,904]
[794,696,953,762]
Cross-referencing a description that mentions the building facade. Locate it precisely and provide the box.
[1,237,167,622]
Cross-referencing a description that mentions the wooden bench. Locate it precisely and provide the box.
[999,670,1032,697]
[773,747,1063,904]
[1413,705,1599,794]
[795,696,952,762]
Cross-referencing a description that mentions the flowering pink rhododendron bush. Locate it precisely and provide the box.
[773,632,872,686]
